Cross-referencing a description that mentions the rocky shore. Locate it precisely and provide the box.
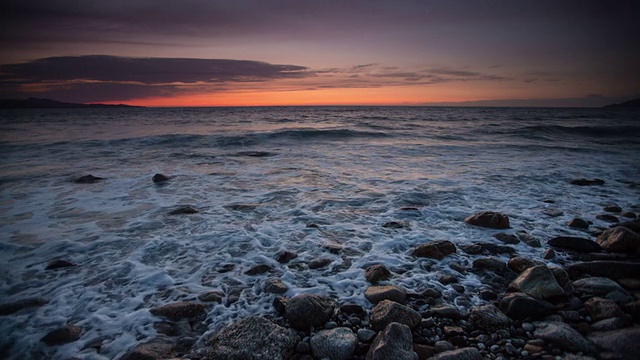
[2,176,639,359]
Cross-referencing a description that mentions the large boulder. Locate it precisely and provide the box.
[366,322,414,360]
[464,211,510,229]
[203,317,299,360]
[568,261,640,280]
[509,266,565,299]
[311,327,357,360]
[597,227,640,253]
[583,297,625,321]
[469,304,512,331]
[572,277,627,297]
[588,327,640,360]
[533,321,593,354]
[432,347,482,360]
[411,240,456,260]
[498,292,555,320]
[149,302,206,320]
[284,294,335,330]
[548,236,601,253]
[364,285,406,305]
[369,300,421,331]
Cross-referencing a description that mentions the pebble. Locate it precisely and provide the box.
[356,328,376,342]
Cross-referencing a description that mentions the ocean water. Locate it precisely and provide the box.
[0,106,639,359]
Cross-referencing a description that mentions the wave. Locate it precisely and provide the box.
[513,124,640,142]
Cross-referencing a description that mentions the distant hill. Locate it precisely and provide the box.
[0,98,142,109]
[603,98,640,109]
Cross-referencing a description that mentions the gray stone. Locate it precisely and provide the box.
[364,264,392,283]
[310,327,357,360]
[357,328,376,342]
[550,267,575,295]
[434,340,454,352]
[411,240,456,260]
[432,347,482,360]
[149,302,206,320]
[366,322,414,360]
[533,321,592,354]
[590,317,627,331]
[573,277,626,296]
[263,278,289,294]
[464,211,510,229]
[369,300,421,331]
[548,236,601,253]
[494,233,519,244]
[469,304,512,331]
[597,226,640,253]
[498,292,556,320]
[583,297,624,321]
[364,285,407,305]
[285,294,335,330]
[509,265,565,299]
[472,257,506,273]
[588,327,640,360]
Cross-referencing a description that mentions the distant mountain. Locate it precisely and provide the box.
[0,98,142,109]
[603,98,640,109]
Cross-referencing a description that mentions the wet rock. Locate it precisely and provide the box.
[507,257,544,273]
[357,328,376,343]
[203,316,298,360]
[365,285,407,305]
[217,263,234,273]
[364,264,392,284]
[622,300,640,319]
[449,262,467,274]
[224,203,259,212]
[273,296,287,315]
[622,212,637,219]
[366,322,414,360]
[0,297,48,316]
[428,305,462,320]
[590,317,627,331]
[464,211,510,229]
[470,304,512,331]
[572,277,627,296]
[340,303,366,316]
[121,338,175,360]
[588,327,640,360]
[45,259,77,270]
[41,325,82,346]
[543,248,556,259]
[439,274,458,284]
[369,300,421,330]
[533,321,593,354]
[472,257,505,273]
[570,178,605,186]
[596,214,619,223]
[597,226,640,253]
[460,244,483,255]
[74,174,103,184]
[432,347,482,360]
[509,265,565,299]
[198,290,224,303]
[263,278,289,294]
[149,302,206,321]
[517,231,542,247]
[382,221,410,229]
[411,240,456,260]
[583,297,624,321]
[616,220,640,233]
[548,236,601,253]
[568,218,590,229]
[603,205,622,213]
[285,294,335,330]
[168,205,199,215]
[311,327,357,360]
[245,264,272,275]
[434,341,454,352]
[494,233,519,244]
[550,267,575,295]
[421,288,443,299]
[308,257,332,269]
[499,292,556,320]
[413,344,436,360]
[568,261,640,280]
[152,173,170,183]
[542,208,564,217]
[276,250,297,263]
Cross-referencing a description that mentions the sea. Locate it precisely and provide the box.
[0,106,639,359]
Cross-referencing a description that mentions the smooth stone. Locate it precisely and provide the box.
[588,327,640,360]
[507,257,544,273]
[472,257,506,273]
[413,343,436,360]
[533,321,593,354]
[432,347,482,360]
[309,258,332,269]
[550,267,575,295]
[509,265,565,299]
[168,205,199,215]
[41,325,82,346]
[357,328,377,342]
[310,327,357,360]
[120,338,174,360]
[542,208,564,217]
[434,340,454,352]
[45,259,77,270]
[542,248,556,259]
[499,292,556,320]
[621,212,637,219]
[369,300,421,331]
[382,221,410,229]
[340,303,366,316]
[597,226,640,253]
[74,174,103,184]
[568,218,590,229]
[548,236,601,253]
[572,277,627,296]
[411,240,456,260]
[364,264,392,283]
[603,205,622,213]
[198,290,224,303]
[285,294,335,330]
[494,233,519,244]
[615,220,640,233]
[469,304,512,331]
[204,316,299,360]
[570,178,605,186]
[568,261,640,280]
[245,264,272,275]
[149,302,206,320]
[583,297,624,321]
[0,297,48,316]
[272,296,287,315]
[276,250,297,263]
[597,214,619,223]
[428,305,462,319]
[464,211,510,229]
[590,317,627,331]
[366,322,414,360]
[439,274,458,284]
[152,173,170,183]
[422,288,442,299]
[517,231,542,247]
[263,278,289,294]
[365,285,407,304]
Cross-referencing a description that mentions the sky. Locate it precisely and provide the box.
[1,0,639,107]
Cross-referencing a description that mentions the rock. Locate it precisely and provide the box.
[470,304,512,331]
[382,221,410,229]
[121,338,175,360]
[434,341,454,352]
[499,292,556,320]
[276,250,297,263]
[517,231,542,247]
[572,277,627,296]
[460,244,483,254]
[245,264,272,275]
[369,300,421,330]
[273,296,287,315]
[149,302,206,320]
[588,327,640,360]
[152,173,170,183]
[74,174,103,183]
[309,258,332,269]
[597,226,640,253]
[570,178,605,186]
[472,257,506,273]
[357,328,376,342]
[45,259,77,270]
[494,233,519,244]
[366,322,414,360]
[464,211,510,229]
[548,236,601,253]
[0,297,48,316]
[583,297,624,321]
[597,214,619,223]
[543,249,556,259]
[550,267,575,295]
[432,347,482,360]
[198,290,224,303]
[41,325,82,346]
[413,344,436,360]
[428,305,462,319]
[204,316,299,360]
[411,240,456,260]
[568,218,590,229]
[364,264,392,283]
[224,203,259,212]
[622,212,637,219]
[311,327,357,360]
[568,261,640,279]
[533,321,593,354]
[622,300,640,318]
[263,278,288,294]
[168,205,199,215]
[340,303,366,316]
[590,317,627,331]
[285,294,335,330]
[364,285,406,305]
[616,220,640,233]
[603,205,622,213]
[507,257,544,273]
[509,265,565,299]
[421,288,443,299]
[542,208,564,217]
[439,274,458,284]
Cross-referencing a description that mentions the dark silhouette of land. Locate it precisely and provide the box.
[603,98,640,109]
[0,98,141,109]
